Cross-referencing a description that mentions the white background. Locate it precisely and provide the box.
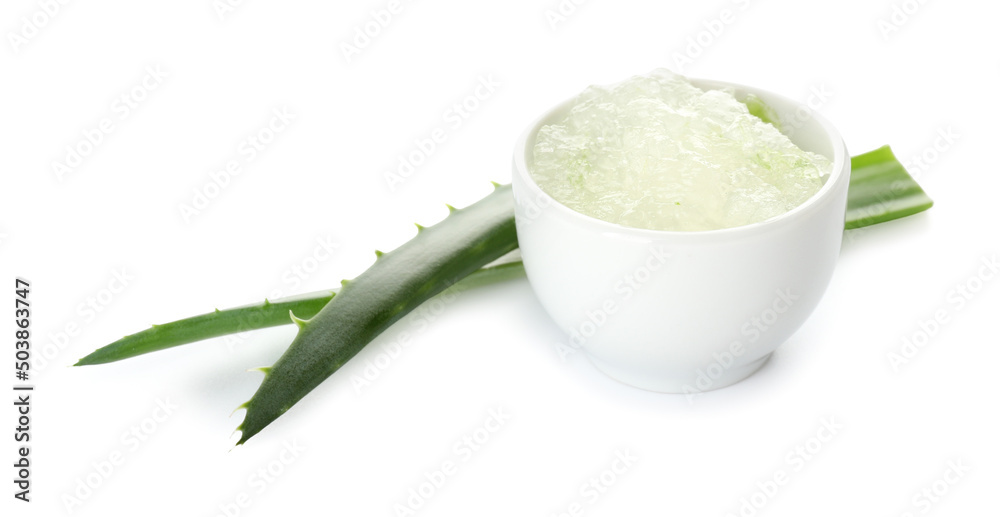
[2,0,998,515]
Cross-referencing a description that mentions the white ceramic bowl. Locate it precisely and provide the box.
[512,78,850,394]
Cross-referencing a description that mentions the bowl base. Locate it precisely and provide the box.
[586,353,773,394]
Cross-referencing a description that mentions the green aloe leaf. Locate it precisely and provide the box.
[845,145,934,229]
[236,184,518,444]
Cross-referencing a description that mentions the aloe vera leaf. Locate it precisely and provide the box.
[73,291,335,366]
[236,184,518,444]
[74,260,526,366]
[845,145,934,229]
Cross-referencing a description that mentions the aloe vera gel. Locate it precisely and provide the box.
[530,69,832,231]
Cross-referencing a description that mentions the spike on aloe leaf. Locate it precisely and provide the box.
[491,181,501,190]
[249,367,272,375]
[374,250,385,258]
[231,401,251,419]
[289,311,309,330]
[414,223,426,232]
[446,204,457,213]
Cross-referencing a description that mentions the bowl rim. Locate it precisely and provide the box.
[512,75,851,240]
